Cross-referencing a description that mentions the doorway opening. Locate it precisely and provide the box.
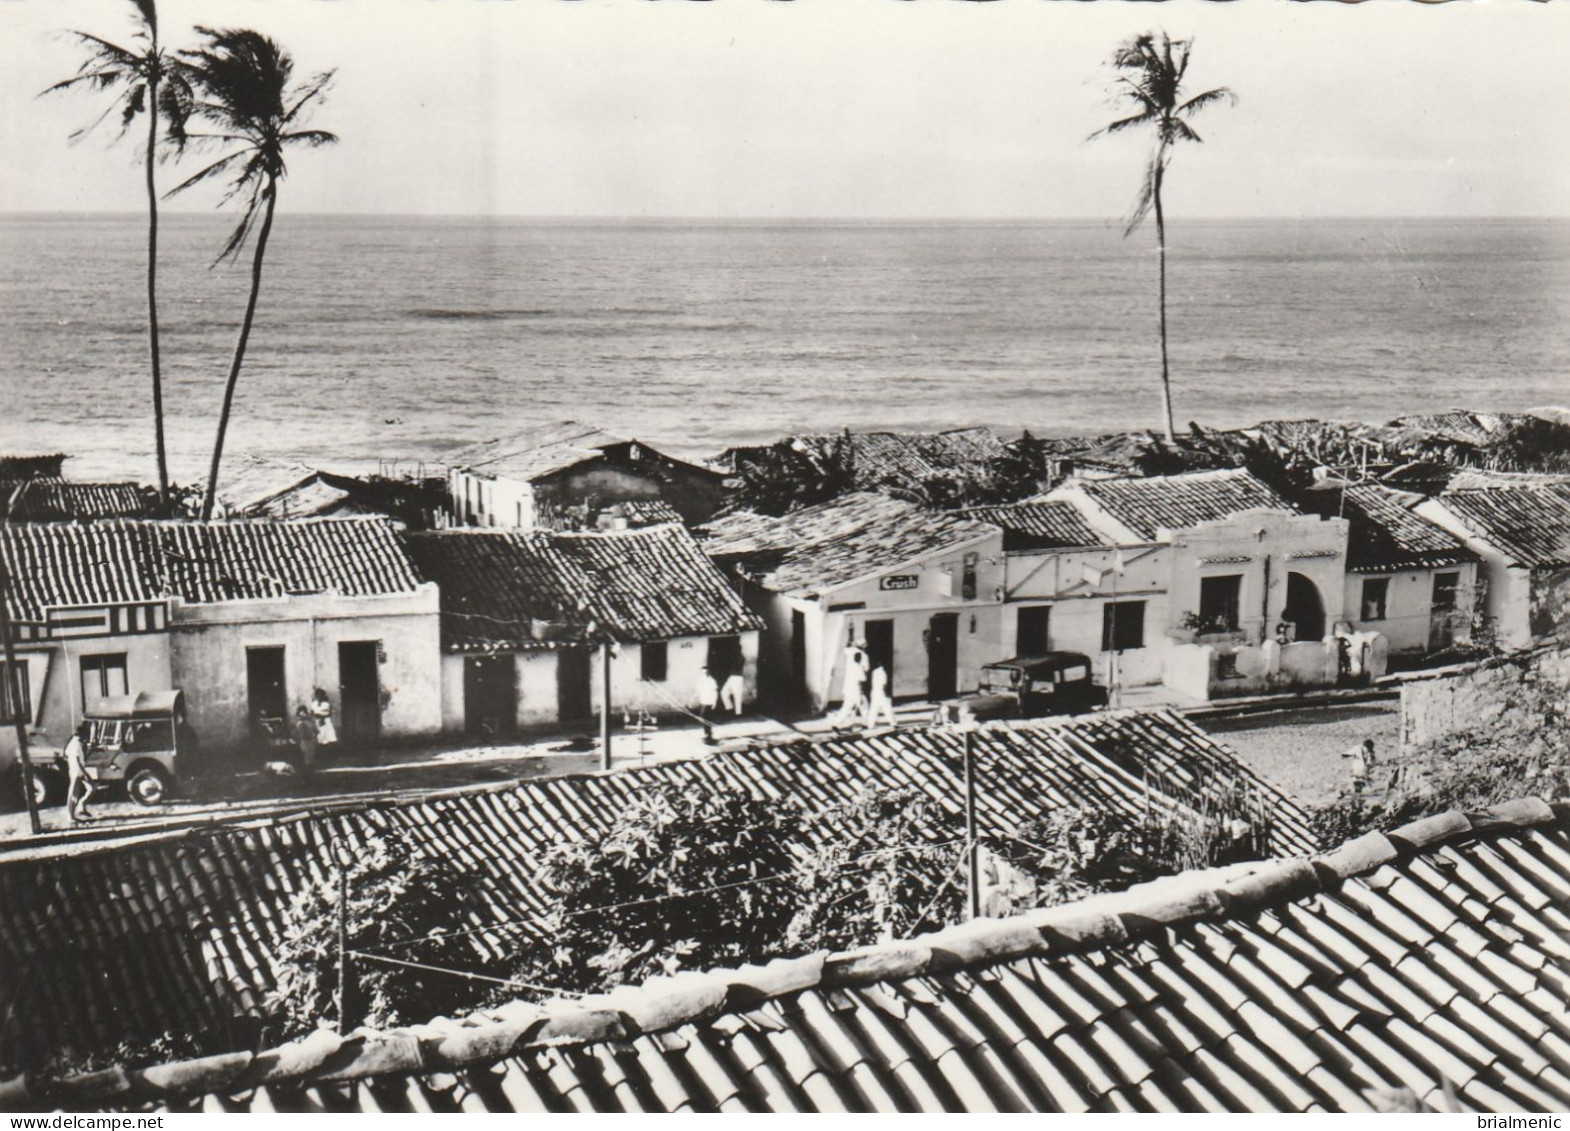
[465,655,517,738]
[1283,573,1326,642]
[246,646,287,737]
[926,613,959,699]
[338,641,382,744]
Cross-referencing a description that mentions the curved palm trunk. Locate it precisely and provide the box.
[145,67,170,501]
[201,181,277,521]
[1152,155,1175,444]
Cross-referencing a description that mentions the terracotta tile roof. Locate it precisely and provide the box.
[3,481,153,522]
[214,454,319,516]
[719,429,1011,492]
[1066,470,1298,543]
[1384,409,1501,447]
[0,518,425,621]
[965,499,1108,552]
[1307,485,1476,574]
[1431,485,1570,569]
[407,526,762,650]
[702,492,1000,595]
[0,709,1310,1073]
[611,500,685,528]
[1444,469,1570,492]
[15,797,1570,1113]
[440,421,660,485]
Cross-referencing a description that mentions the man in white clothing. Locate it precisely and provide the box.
[864,664,897,731]
[65,722,94,823]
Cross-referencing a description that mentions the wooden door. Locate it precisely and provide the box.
[926,613,959,699]
[338,641,381,744]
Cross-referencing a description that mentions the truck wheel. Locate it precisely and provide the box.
[128,765,171,806]
[22,769,62,809]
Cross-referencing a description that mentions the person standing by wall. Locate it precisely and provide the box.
[310,687,337,747]
[65,722,94,823]
[295,705,319,781]
[720,669,746,718]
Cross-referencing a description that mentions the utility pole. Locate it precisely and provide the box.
[963,726,981,921]
[335,841,353,1032]
[0,554,41,836]
[599,641,613,771]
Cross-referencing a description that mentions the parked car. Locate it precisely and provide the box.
[946,653,1109,721]
[21,690,193,808]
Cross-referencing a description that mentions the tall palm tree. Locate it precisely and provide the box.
[1091,32,1234,443]
[42,0,190,501]
[168,28,336,520]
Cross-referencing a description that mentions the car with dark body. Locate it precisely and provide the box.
[949,652,1109,721]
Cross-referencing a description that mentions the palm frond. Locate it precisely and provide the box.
[282,71,336,126]
[130,0,158,38]
[1122,150,1166,238]
[163,148,249,197]
[215,181,270,264]
[281,129,338,148]
[1178,86,1236,118]
[65,88,137,143]
[1088,111,1155,143]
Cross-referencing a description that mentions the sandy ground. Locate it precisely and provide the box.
[1204,702,1400,807]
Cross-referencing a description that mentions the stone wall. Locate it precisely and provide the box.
[1399,647,1570,752]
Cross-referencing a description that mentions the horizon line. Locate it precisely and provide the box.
[4,211,1568,224]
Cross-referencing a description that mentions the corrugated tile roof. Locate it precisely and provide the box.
[407,525,761,649]
[14,797,1570,1114]
[1066,470,1298,543]
[3,481,153,522]
[1308,485,1476,574]
[701,492,1000,595]
[965,500,1108,552]
[0,709,1309,1074]
[0,518,425,620]
[441,421,633,482]
[1431,485,1570,569]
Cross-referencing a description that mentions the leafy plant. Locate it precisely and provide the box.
[514,784,802,994]
[266,836,497,1040]
[789,788,966,951]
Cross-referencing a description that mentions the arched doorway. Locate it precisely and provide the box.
[1283,573,1326,642]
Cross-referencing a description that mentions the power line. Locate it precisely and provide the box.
[347,950,583,998]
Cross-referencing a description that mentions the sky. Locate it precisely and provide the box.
[0,0,1566,220]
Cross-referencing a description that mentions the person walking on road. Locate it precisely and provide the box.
[1342,738,1376,792]
[865,664,897,731]
[65,722,95,823]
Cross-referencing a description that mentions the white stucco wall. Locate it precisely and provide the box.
[789,530,1007,710]
[169,586,443,751]
[1415,499,1535,651]
[1341,563,1477,656]
[0,632,174,773]
[1002,544,1171,689]
[1166,510,1350,645]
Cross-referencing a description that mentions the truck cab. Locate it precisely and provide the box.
[950,653,1108,721]
[23,690,191,808]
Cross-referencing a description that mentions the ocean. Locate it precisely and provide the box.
[1,214,1566,485]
